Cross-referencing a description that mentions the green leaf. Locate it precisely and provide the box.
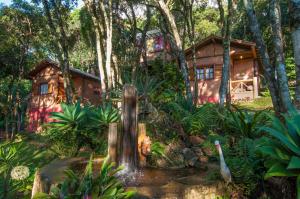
[265,163,298,179]
[261,127,300,156]
[287,156,300,169]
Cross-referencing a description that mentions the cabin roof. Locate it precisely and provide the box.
[185,35,256,56]
[28,59,101,81]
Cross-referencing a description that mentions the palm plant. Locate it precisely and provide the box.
[257,110,300,198]
[46,101,120,156]
[33,155,135,199]
[222,107,270,138]
[90,102,120,128]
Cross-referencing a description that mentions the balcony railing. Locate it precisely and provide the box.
[230,77,258,101]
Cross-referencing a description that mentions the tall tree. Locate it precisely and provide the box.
[218,0,233,106]
[40,0,73,104]
[182,0,198,105]
[270,0,293,111]
[84,0,107,91]
[99,0,113,90]
[243,0,282,113]
[157,0,193,104]
[289,0,300,105]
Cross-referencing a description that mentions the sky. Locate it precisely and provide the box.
[0,0,12,6]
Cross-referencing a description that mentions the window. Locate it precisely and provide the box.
[206,66,214,79]
[40,83,48,95]
[196,65,214,80]
[196,68,205,80]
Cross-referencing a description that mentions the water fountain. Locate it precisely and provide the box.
[33,84,227,198]
[119,84,138,170]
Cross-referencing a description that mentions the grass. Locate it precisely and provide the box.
[234,97,273,111]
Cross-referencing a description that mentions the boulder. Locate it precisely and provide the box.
[189,135,205,146]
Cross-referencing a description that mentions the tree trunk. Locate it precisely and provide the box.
[95,28,106,91]
[157,0,193,104]
[84,0,107,91]
[270,0,293,112]
[217,0,225,36]
[219,0,233,106]
[243,0,281,113]
[289,0,300,105]
[100,0,113,90]
[184,0,198,105]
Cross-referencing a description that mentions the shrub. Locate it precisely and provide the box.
[0,141,54,198]
[222,107,271,139]
[33,155,135,199]
[45,101,120,157]
[257,110,300,198]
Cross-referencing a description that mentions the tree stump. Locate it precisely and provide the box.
[138,123,149,167]
[31,169,50,198]
[108,123,118,163]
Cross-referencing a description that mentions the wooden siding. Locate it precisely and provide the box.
[186,41,259,104]
[27,63,102,132]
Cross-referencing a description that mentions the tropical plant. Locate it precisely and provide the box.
[0,141,53,198]
[222,107,271,138]
[163,97,223,135]
[226,138,265,196]
[33,155,135,199]
[257,110,300,198]
[45,101,120,157]
[90,102,120,128]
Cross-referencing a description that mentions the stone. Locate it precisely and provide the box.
[199,156,209,163]
[202,147,213,156]
[183,148,196,161]
[191,147,204,156]
[189,135,205,146]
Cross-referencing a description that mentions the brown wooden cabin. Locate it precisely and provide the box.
[185,35,260,104]
[27,59,102,132]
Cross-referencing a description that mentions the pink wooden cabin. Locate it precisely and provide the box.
[27,60,102,132]
[185,35,260,104]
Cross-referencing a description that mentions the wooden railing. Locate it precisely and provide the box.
[230,77,258,101]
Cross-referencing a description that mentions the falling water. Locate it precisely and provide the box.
[119,84,138,172]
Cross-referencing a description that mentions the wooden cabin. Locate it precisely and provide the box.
[185,35,260,104]
[27,60,102,132]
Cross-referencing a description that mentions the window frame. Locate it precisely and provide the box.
[39,83,49,95]
[195,65,215,80]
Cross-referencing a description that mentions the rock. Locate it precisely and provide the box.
[182,148,204,168]
[189,136,205,146]
[202,147,213,156]
[183,148,196,160]
[191,147,204,156]
[199,156,209,163]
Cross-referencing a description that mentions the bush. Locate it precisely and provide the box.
[33,155,135,199]
[222,107,271,138]
[257,109,300,198]
[44,101,120,157]
[0,141,55,198]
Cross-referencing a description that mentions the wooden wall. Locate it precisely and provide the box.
[27,64,102,132]
[186,41,257,104]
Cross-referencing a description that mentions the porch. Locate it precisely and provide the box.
[230,77,259,102]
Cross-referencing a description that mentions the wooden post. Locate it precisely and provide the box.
[108,123,118,163]
[253,76,258,99]
[31,170,50,198]
[138,123,147,167]
[120,84,138,168]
